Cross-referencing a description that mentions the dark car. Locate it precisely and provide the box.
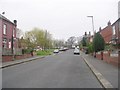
[85,49,89,54]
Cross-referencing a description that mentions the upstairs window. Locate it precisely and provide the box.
[112,25,115,35]
[13,28,15,37]
[3,24,7,35]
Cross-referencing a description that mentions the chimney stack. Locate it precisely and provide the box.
[85,32,87,36]
[107,21,111,26]
[13,20,17,26]
[89,31,91,36]
[99,27,102,32]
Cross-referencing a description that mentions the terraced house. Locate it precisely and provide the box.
[0,14,18,62]
[111,18,120,49]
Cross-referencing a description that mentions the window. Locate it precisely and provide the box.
[13,29,15,37]
[3,38,7,48]
[9,41,11,48]
[3,24,7,35]
[112,25,115,35]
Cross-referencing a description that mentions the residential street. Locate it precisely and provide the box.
[2,49,102,88]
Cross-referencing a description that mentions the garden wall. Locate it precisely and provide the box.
[2,54,33,62]
[96,51,118,67]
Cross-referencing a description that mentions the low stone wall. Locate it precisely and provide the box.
[2,54,33,62]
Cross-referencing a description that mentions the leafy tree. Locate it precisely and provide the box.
[82,37,87,46]
[93,32,105,52]
[87,43,94,53]
[23,28,53,49]
[53,39,65,48]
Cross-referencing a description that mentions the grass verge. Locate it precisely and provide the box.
[36,49,54,56]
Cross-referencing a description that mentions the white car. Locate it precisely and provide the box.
[53,49,59,53]
[74,48,80,55]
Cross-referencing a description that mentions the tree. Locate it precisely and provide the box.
[52,39,65,48]
[67,36,76,48]
[93,32,105,52]
[82,37,87,46]
[44,31,53,49]
[87,43,94,53]
[23,28,53,49]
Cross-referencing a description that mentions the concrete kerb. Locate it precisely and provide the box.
[1,52,62,69]
[1,56,45,69]
[82,56,114,89]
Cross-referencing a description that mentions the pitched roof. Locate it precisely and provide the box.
[0,14,14,24]
[112,18,120,26]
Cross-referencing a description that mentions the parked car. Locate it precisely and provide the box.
[53,49,59,53]
[85,49,89,54]
[59,48,64,51]
[59,47,67,51]
[76,46,79,49]
[74,48,80,55]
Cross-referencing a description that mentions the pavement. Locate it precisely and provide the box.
[1,56,45,68]
[81,51,119,89]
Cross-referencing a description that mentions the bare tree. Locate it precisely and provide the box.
[67,36,76,48]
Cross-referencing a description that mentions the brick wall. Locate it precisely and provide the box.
[2,55,13,62]
[96,51,118,67]
[96,52,102,60]
[2,54,33,62]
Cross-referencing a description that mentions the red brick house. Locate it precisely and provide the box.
[111,18,120,48]
[83,31,93,43]
[0,14,17,55]
[99,21,113,44]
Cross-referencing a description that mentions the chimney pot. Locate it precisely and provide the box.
[13,20,17,26]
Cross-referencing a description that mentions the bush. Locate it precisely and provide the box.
[82,37,87,46]
[22,49,33,54]
[93,32,105,52]
[87,43,94,53]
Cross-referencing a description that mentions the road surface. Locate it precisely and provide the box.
[2,49,102,88]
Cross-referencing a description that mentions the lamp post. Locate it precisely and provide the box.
[87,16,95,35]
[87,16,96,57]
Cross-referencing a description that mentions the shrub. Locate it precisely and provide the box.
[22,49,33,54]
[93,32,105,52]
[87,43,94,53]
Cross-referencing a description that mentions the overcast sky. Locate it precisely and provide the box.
[0,0,119,40]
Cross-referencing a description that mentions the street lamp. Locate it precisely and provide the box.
[87,16,95,35]
[87,16,96,57]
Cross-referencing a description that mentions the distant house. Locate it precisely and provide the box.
[0,14,17,55]
[111,18,120,48]
[99,21,113,44]
[83,31,93,43]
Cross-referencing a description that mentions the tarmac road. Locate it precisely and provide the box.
[2,49,102,88]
